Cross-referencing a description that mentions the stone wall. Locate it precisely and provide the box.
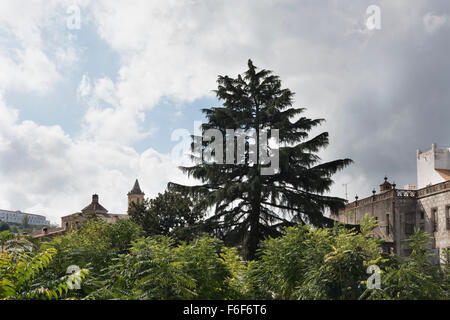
[332,182,450,259]
[418,186,450,260]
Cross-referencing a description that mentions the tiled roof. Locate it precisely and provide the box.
[81,202,108,214]
[436,169,450,181]
[81,194,108,214]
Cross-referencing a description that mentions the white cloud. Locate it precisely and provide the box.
[78,75,156,144]
[0,95,192,224]
[81,105,151,144]
[1,0,450,224]
[0,0,82,94]
[77,74,91,98]
[93,77,117,106]
[0,47,60,94]
[423,12,449,34]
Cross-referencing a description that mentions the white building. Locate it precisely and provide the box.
[0,209,50,226]
[417,143,450,189]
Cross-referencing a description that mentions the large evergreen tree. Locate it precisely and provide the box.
[170,60,352,260]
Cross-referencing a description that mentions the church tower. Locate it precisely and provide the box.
[127,179,145,212]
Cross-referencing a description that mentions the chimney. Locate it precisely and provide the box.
[92,194,99,203]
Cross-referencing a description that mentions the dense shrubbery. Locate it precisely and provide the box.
[1,217,449,300]
[0,231,88,299]
[88,236,245,300]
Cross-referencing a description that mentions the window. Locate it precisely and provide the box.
[405,212,415,236]
[431,208,438,232]
[446,206,450,230]
[386,214,390,236]
[420,211,425,220]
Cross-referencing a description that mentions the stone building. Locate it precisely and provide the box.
[330,144,450,261]
[32,180,144,239]
[127,179,145,211]
[60,194,128,232]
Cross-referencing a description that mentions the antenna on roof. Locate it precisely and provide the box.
[342,182,350,200]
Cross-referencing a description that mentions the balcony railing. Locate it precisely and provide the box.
[417,180,450,198]
[334,180,450,218]
[342,180,450,210]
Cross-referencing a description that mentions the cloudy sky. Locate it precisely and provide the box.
[0,0,449,224]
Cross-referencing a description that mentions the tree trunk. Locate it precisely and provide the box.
[244,179,261,260]
[245,207,260,260]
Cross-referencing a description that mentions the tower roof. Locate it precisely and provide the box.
[81,194,108,215]
[129,179,144,195]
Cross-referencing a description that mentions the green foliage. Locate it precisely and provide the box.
[128,189,204,241]
[1,230,15,252]
[89,236,246,300]
[61,219,114,271]
[21,215,30,228]
[220,246,250,299]
[247,218,450,300]
[296,217,386,300]
[0,221,45,235]
[170,60,352,260]
[3,213,450,300]
[175,237,236,299]
[362,228,448,300]
[0,238,88,300]
[50,218,142,270]
[248,218,386,299]
[31,218,143,298]
[107,219,144,253]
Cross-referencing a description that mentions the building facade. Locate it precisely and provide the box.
[331,144,450,261]
[417,143,450,189]
[60,194,129,232]
[0,209,50,226]
[127,179,145,211]
[32,179,144,239]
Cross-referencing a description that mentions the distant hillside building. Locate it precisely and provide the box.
[331,143,450,261]
[0,210,49,226]
[32,180,144,239]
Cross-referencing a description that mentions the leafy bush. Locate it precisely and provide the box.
[0,232,88,300]
[248,217,450,300]
[89,236,247,300]
[4,216,450,300]
[362,229,448,300]
[248,216,387,299]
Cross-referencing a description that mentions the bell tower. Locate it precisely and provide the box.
[127,179,145,213]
